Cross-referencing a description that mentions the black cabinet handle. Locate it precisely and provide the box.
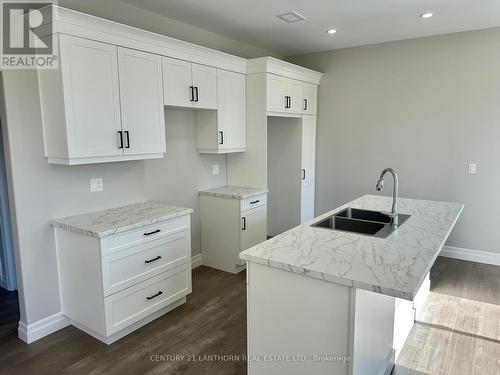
[242,217,247,230]
[124,131,130,148]
[302,169,306,180]
[304,99,308,111]
[189,86,194,102]
[145,255,162,264]
[194,86,199,102]
[284,96,289,109]
[219,131,224,145]
[146,291,163,300]
[144,229,161,236]
[250,200,260,204]
[288,96,292,109]
[118,131,123,149]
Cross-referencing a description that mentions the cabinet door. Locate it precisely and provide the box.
[162,57,193,108]
[240,206,267,265]
[286,79,302,114]
[192,63,217,109]
[267,74,287,112]
[301,180,315,223]
[59,34,123,158]
[301,115,316,183]
[217,69,246,151]
[118,48,166,155]
[301,82,318,114]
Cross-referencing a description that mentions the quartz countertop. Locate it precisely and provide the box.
[240,195,463,300]
[52,202,193,238]
[199,185,267,199]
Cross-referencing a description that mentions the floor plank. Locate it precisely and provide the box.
[394,257,500,375]
[2,257,500,375]
[0,266,247,375]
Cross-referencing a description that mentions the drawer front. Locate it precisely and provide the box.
[104,263,191,336]
[101,215,190,256]
[241,193,267,212]
[102,230,191,296]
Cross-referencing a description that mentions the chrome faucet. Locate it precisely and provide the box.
[376,168,399,228]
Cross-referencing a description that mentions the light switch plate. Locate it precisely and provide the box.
[468,163,477,174]
[90,178,104,192]
[212,165,219,175]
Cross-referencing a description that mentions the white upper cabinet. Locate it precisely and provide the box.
[162,57,217,110]
[118,47,166,156]
[196,69,246,153]
[162,57,193,108]
[58,34,123,159]
[301,82,318,114]
[39,34,167,165]
[286,79,302,114]
[216,69,246,151]
[266,73,317,116]
[192,63,217,109]
[267,74,287,113]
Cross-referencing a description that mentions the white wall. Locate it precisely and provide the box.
[143,109,227,256]
[287,27,500,254]
[0,4,278,330]
[0,71,146,325]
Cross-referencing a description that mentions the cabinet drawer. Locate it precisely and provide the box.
[101,215,190,256]
[241,194,267,212]
[104,263,191,336]
[102,230,190,296]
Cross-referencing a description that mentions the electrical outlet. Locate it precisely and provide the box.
[212,165,219,175]
[90,178,104,192]
[468,163,477,174]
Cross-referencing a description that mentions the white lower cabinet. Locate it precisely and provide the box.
[200,192,267,273]
[55,215,192,344]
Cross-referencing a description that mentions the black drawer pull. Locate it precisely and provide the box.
[250,200,260,204]
[145,256,162,264]
[144,229,161,236]
[146,291,163,300]
[118,131,123,149]
[189,86,194,102]
[242,217,246,230]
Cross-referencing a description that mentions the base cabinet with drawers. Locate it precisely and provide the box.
[199,188,267,274]
[54,210,192,344]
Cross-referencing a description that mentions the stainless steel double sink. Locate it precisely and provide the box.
[311,207,410,239]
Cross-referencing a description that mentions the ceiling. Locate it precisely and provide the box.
[120,0,500,56]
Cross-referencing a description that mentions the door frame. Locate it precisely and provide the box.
[0,119,16,291]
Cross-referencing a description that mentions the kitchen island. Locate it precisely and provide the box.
[240,195,463,375]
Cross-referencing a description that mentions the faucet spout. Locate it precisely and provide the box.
[375,168,399,228]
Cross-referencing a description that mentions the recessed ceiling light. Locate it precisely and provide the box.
[327,29,337,35]
[420,12,433,19]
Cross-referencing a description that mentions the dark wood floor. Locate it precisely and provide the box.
[0,266,247,375]
[2,258,500,375]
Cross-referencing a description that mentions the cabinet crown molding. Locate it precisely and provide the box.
[246,57,323,85]
[46,5,247,74]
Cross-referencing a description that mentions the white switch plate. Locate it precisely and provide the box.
[468,163,477,174]
[90,178,104,192]
[212,165,219,175]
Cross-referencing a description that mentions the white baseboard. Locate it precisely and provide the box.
[19,257,204,345]
[18,312,70,344]
[440,246,500,267]
[191,253,203,268]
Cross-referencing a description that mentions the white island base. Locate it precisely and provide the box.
[247,262,396,375]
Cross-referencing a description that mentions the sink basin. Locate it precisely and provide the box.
[312,207,410,238]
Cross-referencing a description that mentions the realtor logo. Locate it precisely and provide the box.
[1,0,58,69]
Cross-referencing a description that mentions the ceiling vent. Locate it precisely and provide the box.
[276,11,306,23]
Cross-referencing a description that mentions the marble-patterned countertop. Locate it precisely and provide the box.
[199,185,267,199]
[52,202,193,238]
[240,195,463,300]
